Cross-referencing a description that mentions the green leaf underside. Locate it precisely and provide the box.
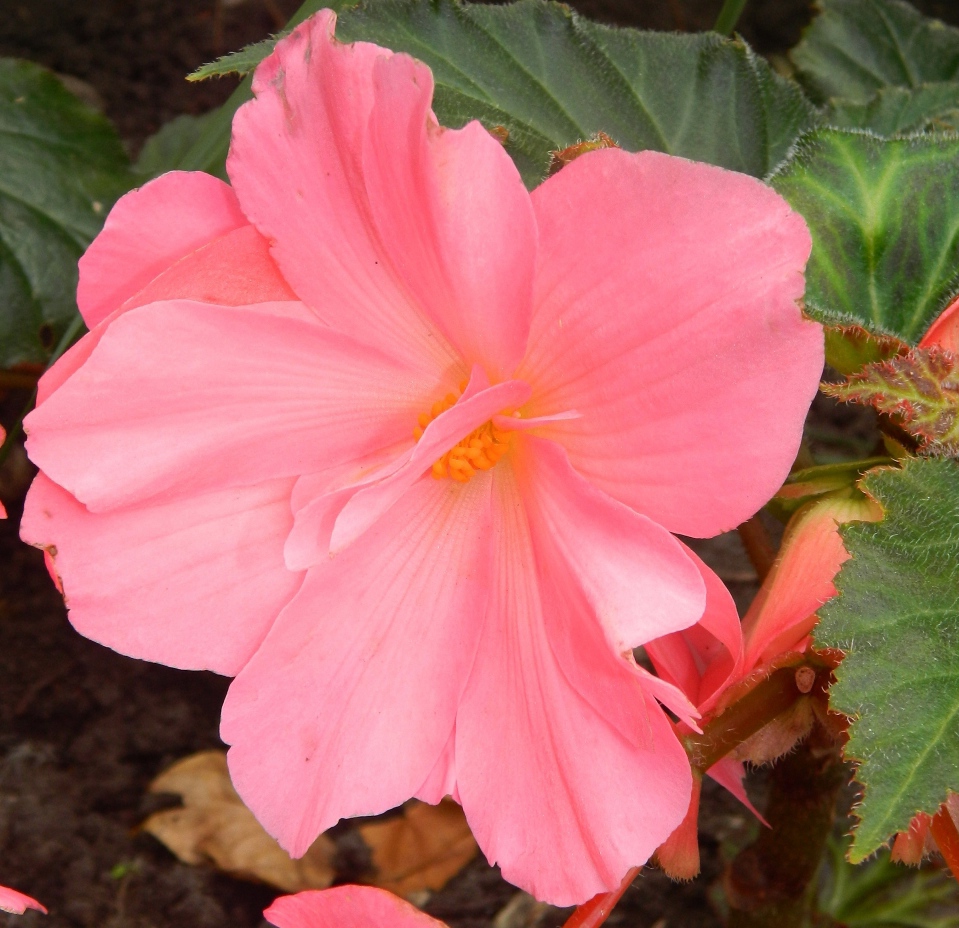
[826,347,959,453]
[816,458,959,862]
[792,0,959,105]
[771,129,959,342]
[825,82,959,136]
[186,0,816,186]
[0,59,132,368]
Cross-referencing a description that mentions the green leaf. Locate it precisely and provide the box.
[770,129,959,342]
[824,82,959,136]
[816,458,959,862]
[189,38,280,83]
[792,0,959,105]
[183,0,816,186]
[134,111,226,179]
[0,59,133,369]
[824,347,959,454]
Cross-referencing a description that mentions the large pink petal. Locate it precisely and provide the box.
[0,884,46,916]
[264,887,445,928]
[21,472,300,675]
[520,148,823,537]
[221,474,493,857]
[331,376,531,553]
[77,172,248,328]
[26,300,438,511]
[516,436,704,653]
[456,468,692,906]
[362,53,535,379]
[38,226,300,407]
[229,12,457,374]
[646,544,744,713]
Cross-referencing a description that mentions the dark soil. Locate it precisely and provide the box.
[0,1,923,926]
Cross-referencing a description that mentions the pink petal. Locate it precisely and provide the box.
[516,436,705,654]
[221,474,494,857]
[415,727,459,805]
[330,376,531,553]
[0,884,46,916]
[21,472,300,675]
[920,295,959,352]
[646,543,744,713]
[228,12,459,374]
[39,225,301,408]
[77,172,248,328]
[456,468,692,906]
[264,887,445,928]
[520,148,823,537]
[706,756,766,824]
[26,300,438,511]
[741,494,879,673]
[362,53,536,379]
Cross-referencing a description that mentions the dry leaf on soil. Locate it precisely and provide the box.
[359,798,478,898]
[142,749,335,892]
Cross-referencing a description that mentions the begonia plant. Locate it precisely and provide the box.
[3,0,959,925]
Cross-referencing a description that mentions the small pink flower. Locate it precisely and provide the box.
[20,10,822,904]
[0,884,46,916]
[265,886,443,928]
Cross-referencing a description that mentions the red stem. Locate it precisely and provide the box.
[561,867,641,928]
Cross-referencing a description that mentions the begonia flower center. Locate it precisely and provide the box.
[414,381,511,483]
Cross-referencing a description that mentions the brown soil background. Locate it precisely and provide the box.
[0,1,953,926]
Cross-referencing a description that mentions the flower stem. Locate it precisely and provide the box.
[560,868,641,928]
[724,723,846,927]
[685,662,829,774]
[714,0,749,34]
[737,516,776,581]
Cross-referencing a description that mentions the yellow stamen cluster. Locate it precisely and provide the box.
[414,383,511,483]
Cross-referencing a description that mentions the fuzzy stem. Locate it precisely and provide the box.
[685,663,828,774]
[714,0,749,34]
[724,723,846,928]
[737,516,776,581]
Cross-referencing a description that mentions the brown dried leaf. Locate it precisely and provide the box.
[547,131,619,175]
[142,750,335,892]
[359,799,478,898]
[824,346,959,454]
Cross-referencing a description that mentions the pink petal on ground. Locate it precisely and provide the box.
[646,544,744,714]
[456,467,692,906]
[265,886,445,928]
[26,300,438,511]
[77,171,248,328]
[21,472,301,675]
[741,493,880,673]
[920,295,959,352]
[228,11,459,374]
[0,884,46,915]
[221,474,494,857]
[330,376,531,553]
[362,53,536,379]
[519,148,823,538]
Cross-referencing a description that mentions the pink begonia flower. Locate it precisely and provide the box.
[650,490,881,878]
[0,884,46,916]
[920,295,959,353]
[265,886,444,928]
[20,9,823,904]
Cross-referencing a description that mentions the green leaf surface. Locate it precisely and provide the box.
[134,111,226,179]
[185,0,816,186]
[816,458,959,861]
[770,129,959,342]
[792,0,959,104]
[824,82,959,136]
[0,59,133,368]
